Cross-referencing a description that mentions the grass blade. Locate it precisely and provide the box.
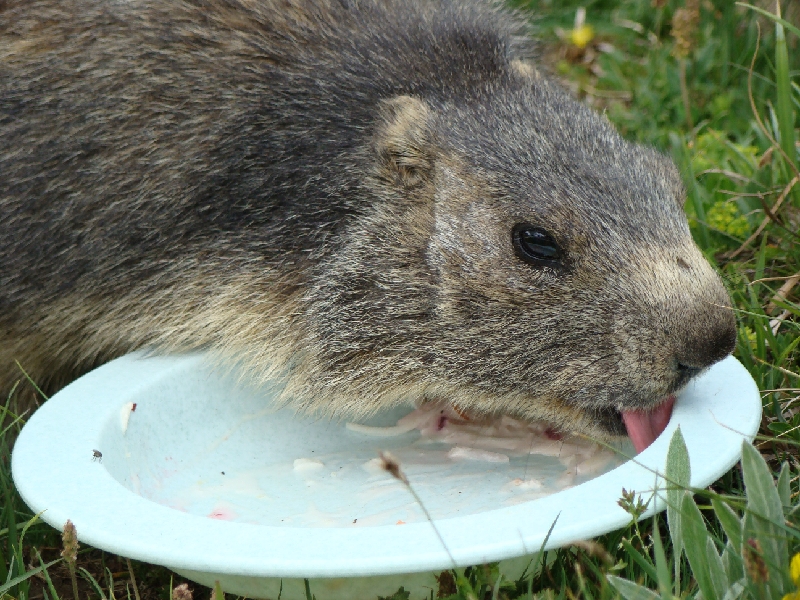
[741,441,791,595]
[712,497,743,552]
[679,491,716,600]
[650,518,672,598]
[36,550,62,600]
[777,461,790,507]
[773,2,798,177]
[665,427,690,587]
[620,539,658,584]
[606,575,660,600]
[706,536,729,596]
[79,566,109,600]
[736,3,800,41]
[0,558,61,596]
[722,542,745,584]
[721,580,746,600]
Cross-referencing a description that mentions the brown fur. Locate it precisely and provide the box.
[0,0,736,439]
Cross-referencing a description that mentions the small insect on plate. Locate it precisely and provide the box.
[11,352,761,600]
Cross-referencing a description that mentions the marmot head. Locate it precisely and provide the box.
[292,75,736,448]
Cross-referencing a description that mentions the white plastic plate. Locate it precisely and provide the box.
[12,353,761,599]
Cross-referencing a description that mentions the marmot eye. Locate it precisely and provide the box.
[512,223,562,267]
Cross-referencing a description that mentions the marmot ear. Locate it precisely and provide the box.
[376,95,433,188]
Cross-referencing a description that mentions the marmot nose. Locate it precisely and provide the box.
[674,308,737,371]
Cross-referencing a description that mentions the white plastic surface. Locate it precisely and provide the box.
[12,353,761,596]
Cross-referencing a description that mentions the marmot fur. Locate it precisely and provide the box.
[0,0,736,443]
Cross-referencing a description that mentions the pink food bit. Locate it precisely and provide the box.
[436,412,448,431]
[544,427,563,441]
[207,505,237,521]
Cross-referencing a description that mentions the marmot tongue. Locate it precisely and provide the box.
[621,395,676,453]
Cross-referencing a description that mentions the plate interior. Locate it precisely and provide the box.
[102,377,629,527]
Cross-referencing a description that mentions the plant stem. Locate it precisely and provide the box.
[679,58,694,132]
[68,563,80,600]
[774,1,797,176]
[126,558,141,600]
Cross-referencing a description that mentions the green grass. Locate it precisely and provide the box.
[2,0,799,598]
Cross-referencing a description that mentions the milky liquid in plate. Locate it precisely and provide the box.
[112,401,630,528]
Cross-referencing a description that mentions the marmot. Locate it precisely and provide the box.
[0,0,736,450]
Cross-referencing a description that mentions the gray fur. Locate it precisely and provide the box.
[0,0,736,438]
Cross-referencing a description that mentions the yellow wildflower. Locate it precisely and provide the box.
[570,25,594,49]
[569,7,594,49]
[782,553,800,600]
[742,327,757,350]
[706,201,750,239]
